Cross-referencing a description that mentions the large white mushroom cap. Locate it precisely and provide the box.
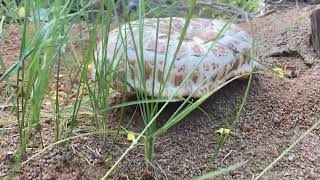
[94,17,255,98]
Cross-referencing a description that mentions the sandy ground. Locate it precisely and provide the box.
[1,2,320,180]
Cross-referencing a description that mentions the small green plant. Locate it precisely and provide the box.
[0,0,20,23]
[1,0,121,178]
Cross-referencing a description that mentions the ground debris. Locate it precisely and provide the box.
[265,48,301,58]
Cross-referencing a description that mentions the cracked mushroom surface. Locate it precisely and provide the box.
[94,17,255,98]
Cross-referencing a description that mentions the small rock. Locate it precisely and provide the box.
[284,64,299,78]
[284,171,291,176]
[288,155,295,161]
[42,174,54,180]
[277,41,287,46]
[240,123,253,132]
[3,151,16,163]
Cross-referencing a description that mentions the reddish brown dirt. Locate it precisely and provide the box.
[1,2,320,180]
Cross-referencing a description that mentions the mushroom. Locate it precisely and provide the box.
[94,17,255,98]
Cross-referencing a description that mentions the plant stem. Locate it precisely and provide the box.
[145,135,155,167]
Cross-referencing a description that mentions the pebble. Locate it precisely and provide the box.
[288,155,295,161]
[42,174,54,180]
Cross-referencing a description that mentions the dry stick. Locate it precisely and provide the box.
[0,92,14,114]
[22,133,95,165]
[22,130,128,165]
[0,15,5,35]
[311,9,320,57]
[196,0,249,16]
[193,161,246,180]
[267,0,285,3]
[254,118,320,179]
[159,0,251,18]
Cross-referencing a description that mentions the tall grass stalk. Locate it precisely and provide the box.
[254,118,320,179]
[102,71,253,179]
[193,161,246,180]
[5,0,93,178]
[0,0,268,179]
[208,1,257,162]
[120,0,198,168]
[99,0,259,176]
[101,11,253,173]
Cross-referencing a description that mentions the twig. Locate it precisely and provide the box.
[21,130,125,165]
[153,0,253,18]
[267,0,285,4]
[86,145,101,158]
[196,0,251,17]
[221,150,233,163]
[154,161,169,180]
[71,144,93,166]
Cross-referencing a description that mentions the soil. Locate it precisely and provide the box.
[1,2,320,180]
